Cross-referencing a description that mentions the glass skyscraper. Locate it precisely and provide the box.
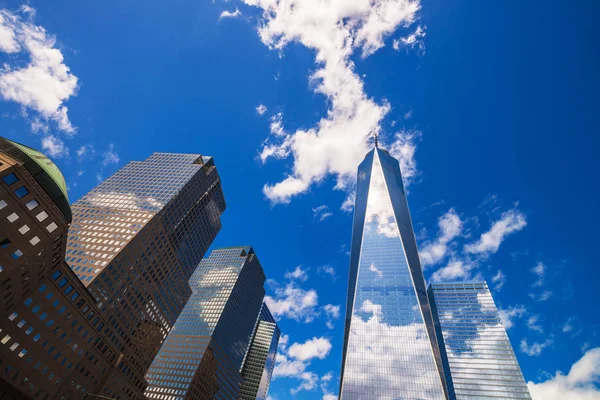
[428,282,532,400]
[144,246,267,400]
[65,152,226,394]
[339,147,446,400]
[239,303,280,400]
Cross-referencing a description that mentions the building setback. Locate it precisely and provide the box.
[238,303,280,400]
[428,282,532,400]
[0,138,142,399]
[65,152,226,395]
[145,246,267,400]
[339,147,447,400]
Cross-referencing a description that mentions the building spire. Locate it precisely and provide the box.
[374,133,379,148]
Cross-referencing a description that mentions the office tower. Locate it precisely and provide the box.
[65,153,226,388]
[0,138,142,399]
[428,282,532,400]
[339,146,446,400]
[145,246,266,400]
[239,303,280,400]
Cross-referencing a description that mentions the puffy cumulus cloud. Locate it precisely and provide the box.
[219,8,242,19]
[528,348,600,400]
[431,259,474,282]
[288,337,332,361]
[0,7,78,134]
[284,265,309,282]
[419,208,463,267]
[323,304,341,329]
[393,24,426,54]
[498,305,526,330]
[41,135,69,158]
[242,0,423,205]
[520,338,553,356]
[313,205,333,221]
[265,282,319,322]
[464,208,527,256]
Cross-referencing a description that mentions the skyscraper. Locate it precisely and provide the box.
[239,303,280,400]
[339,147,447,399]
[66,153,225,389]
[428,282,532,400]
[0,138,143,399]
[144,246,267,400]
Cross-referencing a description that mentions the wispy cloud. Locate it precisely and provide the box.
[219,8,241,19]
[41,135,69,158]
[284,266,309,282]
[491,269,506,291]
[313,205,333,222]
[527,314,544,334]
[419,208,463,267]
[393,24,426,54]
[242,0,423,205]
[102,143,120,166]
[464,208,527,256]
[318,265,336,281]
[498,305,526,330]
[256,103,267,115]
[520,338,553,356]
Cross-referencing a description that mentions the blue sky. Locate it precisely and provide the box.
[1,1,599,399]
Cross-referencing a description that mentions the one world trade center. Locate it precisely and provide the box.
[339,146,447,399]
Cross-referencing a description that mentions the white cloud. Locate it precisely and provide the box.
[431,259,474,282]
[291,372,319,394]
[313,205,333,221]
[520,338,553,356]
[242,0,422,205]
[76,144,95,160]
[563,317,576,333]
[529,290,553,302]
[491,269,506,291]
[531,262,547,287]
[41,135,69,158]
[419,208,463,267]
[498,305,526,330]
[102,143,120,166]
[464,208,527,256]
[288,337,332,361]
[0,7,78,134]
[323,395,337,400]
[256,103,268,115]
[278,334,289,352]
[318,265,336,280]
[527,315,544,334]
[265,282,319,322]
[219,8,242,19]
[528,348,600,400]
[284,266,309,282]
[393,24,426,54]
[323,304,341,329]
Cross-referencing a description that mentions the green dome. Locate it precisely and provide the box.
[0,137,72,223]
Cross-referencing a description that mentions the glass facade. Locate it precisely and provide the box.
[340,148,446,400]
[145,246,266,400]
[65,152,226,390]
[239,303,280,400]
[428,282,532,400]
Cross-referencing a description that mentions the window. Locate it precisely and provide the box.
[0,200,6,209]
[14,186,29,199]
[18,225,30,234]
[58,278,67,288]
[7,213,18,223]
[0,238,10,248]
[51,270,61,280]
[11,249,23,260]
[36,211,48,222]
[30,237,40,246]
[46,222,58,233]
[2,173,18,186]
[25,199,39,211]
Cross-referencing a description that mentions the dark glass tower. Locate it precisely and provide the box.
[428,282,532,400]
[339,147,446,399]
[239,303,280,400]
[66,153,225,391]
[144,246,266,400]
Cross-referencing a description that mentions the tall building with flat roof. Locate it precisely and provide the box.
[239,303,280,400]
[428,282,532,400]
[145,246,266,400]
[0,137,142,399]
[66,152,225,391]
[339,147,446,400]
